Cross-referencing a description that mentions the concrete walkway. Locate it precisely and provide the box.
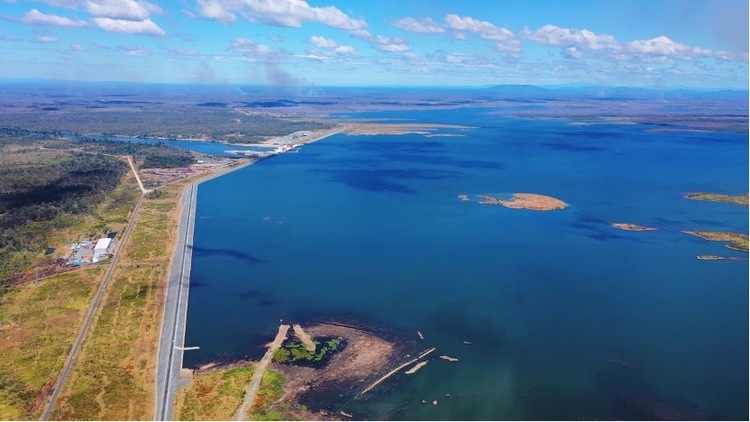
[233,325,290,421]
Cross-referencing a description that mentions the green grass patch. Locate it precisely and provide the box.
[273,337,345,366]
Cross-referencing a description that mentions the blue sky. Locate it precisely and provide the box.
[1,0,747,88]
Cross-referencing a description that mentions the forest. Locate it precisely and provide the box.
[0,132,193,283]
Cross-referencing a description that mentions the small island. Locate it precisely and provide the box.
[697,255,726,260]
[684,231,749,252]
[480,193,568,211]
[684,192,749,206]
[611,223,658,231]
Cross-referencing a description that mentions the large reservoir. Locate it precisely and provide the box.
[184,107,748,420]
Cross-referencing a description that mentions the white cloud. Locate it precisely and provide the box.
[351,29,409,53]
[92,17,165,36]
[443,14,520,54]
[195,0,366,30]
[623,36,712,59]
[524,24,734,62]
[445,14,509,40]
[35,35,58,43]
[230,37,274,56]
[524,25,618,51]
[194,0,236,22]
[333,45,357,57]
[309,35,337,48]
[84,0,161,21]
[20,9,88,27]
[70,43,84,50]
[23,0,166,36]
[168,47,202,57]
[118,44,152,56]
[392,17,444,34]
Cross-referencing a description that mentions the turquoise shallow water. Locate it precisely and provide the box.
[184,107,748,420]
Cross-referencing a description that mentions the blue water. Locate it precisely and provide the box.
[65,133,272,156]
[184,107,748,420]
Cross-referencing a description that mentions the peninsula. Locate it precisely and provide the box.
[684,192,749,206]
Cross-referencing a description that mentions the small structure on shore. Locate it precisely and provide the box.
[94,237,112,258]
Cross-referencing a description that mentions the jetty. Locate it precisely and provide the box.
[405,361,428,374]
[293,324,316,352]
[233,324,290,421]
[360,347,436,395]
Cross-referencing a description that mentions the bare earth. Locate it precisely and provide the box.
[271,323,404,417]
[480,193,568,211]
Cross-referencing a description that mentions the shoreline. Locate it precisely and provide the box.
[155,129,337,420]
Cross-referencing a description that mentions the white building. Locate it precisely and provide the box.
[94,238,112,257]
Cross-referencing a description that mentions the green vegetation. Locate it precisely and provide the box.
[174,367,255,421]
[174,366,299,421]
[273,337,344,365]
[68,138,195,169]
[685,192,749,206]
[0,99,334,143]
[0,138,127,282]
[0,132,195,283]
[248,370,295,421]
[51,182,186,420]
[0,266,105,420]
[686,231,749,252]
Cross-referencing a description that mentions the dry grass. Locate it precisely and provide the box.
[174,366,255,421]
[0,266,105,420]
[50,181,187,420]
[0,170,141,420]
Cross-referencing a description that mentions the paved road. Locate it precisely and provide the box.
[233,324,290,421]
[155,161,257,420]
[154,181,197,421]
[41,194,145,420]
